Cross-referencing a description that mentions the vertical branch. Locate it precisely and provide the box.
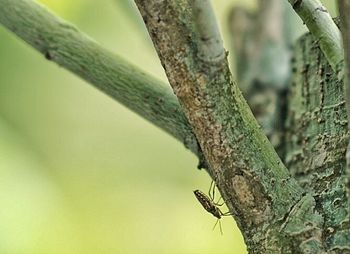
[190,0,225,62]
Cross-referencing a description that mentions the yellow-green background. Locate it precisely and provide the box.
[0,0,337,253]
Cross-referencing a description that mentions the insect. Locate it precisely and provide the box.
[193,180,232,234]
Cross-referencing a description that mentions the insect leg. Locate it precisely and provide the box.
[214,196,224,206]
[213,218,223,235]
[219,219,223,235]
[211,181,225,206]
[208,180,215,201]
[212,218,219,232]
[221,210,233,216]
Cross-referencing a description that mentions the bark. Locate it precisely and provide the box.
[134,0,326,252]
[0,0,202,159]
[287,0,343,72]
[1,0,349,252]
[338,0,350,200]
[284,33,350,252]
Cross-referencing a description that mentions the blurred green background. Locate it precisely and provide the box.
[0,0,337,253]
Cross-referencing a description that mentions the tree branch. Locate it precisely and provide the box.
[0,0,202,158]
[190,0,225,63]
[134,0,324,252]
[288,0,343,72]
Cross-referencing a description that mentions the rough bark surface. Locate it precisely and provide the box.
[284,33,350,253]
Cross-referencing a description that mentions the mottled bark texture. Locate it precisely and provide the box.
[284,34,350,252]
[0,0,203,159]
[134,1,328,253]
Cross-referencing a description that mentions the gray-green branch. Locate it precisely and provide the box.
[0,0,201,157]
[288,0,343,72]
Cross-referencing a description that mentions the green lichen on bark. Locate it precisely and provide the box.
[284,33,350,252]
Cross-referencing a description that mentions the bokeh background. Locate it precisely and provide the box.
[0,0,337,253]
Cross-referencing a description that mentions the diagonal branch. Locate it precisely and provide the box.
[287,0,343,72]
[134,0,324,252]
[0,0,202,158]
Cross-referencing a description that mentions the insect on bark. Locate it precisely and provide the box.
[193,180,231,234]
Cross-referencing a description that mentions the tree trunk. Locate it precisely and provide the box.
[284,33,350,252]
